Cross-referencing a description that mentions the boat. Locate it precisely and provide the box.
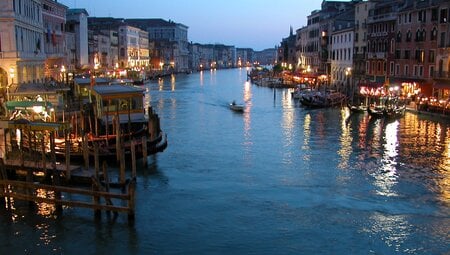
[367,97,406,119]
[55,84,167,160]
[347,103,368,113]
[229,101,245,112]
[299,90,346,108]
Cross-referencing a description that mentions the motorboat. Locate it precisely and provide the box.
[230,101,245,112]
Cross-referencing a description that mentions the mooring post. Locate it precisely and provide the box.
[142,136,147,167]
[131,139,136,178]
[94,142,99,179]
[82,132,89,170]
[119,141,125,184]
[127,177,136,222]
[65,129,71,181]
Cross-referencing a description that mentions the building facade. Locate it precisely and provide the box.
[0,0,46,95]
[66,8,89,70]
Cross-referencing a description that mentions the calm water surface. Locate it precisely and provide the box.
[0,68,449,254]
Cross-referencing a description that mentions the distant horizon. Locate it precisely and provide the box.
[58,0,324,51]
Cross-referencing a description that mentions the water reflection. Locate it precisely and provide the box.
[338,108,352,170]
[368,212,411,252]
[373,120,400,197]
[302,114,311,161]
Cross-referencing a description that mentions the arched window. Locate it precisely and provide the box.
[431,27,438,40]
[406,30,412,42]
[396,31,402,43]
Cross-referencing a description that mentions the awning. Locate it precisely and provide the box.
[433,80,450,89]
[6,101,53,111]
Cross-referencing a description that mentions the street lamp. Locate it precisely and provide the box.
[345,67,352,100]
[60,65,66,85]
[8,67,14,101]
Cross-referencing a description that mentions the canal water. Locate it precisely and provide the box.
[1,68,449,254]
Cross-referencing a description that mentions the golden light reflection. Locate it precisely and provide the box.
[338,108,352,170]
[373,120,399,197]
[144,87,151,117]
[199,70,204,86]
[281,106,295,165]
[158,78,164,91]
[171,74,176,91]
[36,189,56,217]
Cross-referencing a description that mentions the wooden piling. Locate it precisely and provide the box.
[65,129,71,181]
[119,141,125,184]
[94,142,99,178]
[82,133,89,170]
[115,116,120,161]
[142,136,148,167]
[131,139,136,178]
[128,177,136,221]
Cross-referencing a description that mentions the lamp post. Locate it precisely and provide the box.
[61,65,66,85]
[8,67,14,101]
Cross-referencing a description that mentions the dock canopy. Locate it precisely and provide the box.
[6,101,53,111]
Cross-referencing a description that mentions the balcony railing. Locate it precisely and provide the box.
[367,13,397,23]
[367,52,386,59]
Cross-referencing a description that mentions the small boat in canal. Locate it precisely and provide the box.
[230,101,245,112]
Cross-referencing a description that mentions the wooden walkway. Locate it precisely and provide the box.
[3,158,81,173]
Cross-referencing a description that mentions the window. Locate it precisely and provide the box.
[396,64,400,75]
[441,9,448,23]
[429,66,435,78]
[355,32,359,42]
[418,10,426,22]
[405,65,409,76]
[414,65,418,76]
[395,50,401,59]
[377,62,381,72]
[406,30,412,42]
[431,27,438,40]
[396,31,402,43]
[419,66,424,77]
[405,50,410,60]
[432,8,438,21]
[429,50,435,63]
[390,62,394,75]
[440,32,446,47]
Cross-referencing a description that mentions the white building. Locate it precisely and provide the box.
[42,0,68,80]
[0,0,46,93]
[118,25,149,68]
[66,8,89,70]
[331,10,355,94]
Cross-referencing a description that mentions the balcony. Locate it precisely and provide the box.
[367,13,397,23]
[367,52,386,59]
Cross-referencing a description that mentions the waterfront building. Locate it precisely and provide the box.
[42,0,68,81]
[277,27,296,70]
[394,0,442,98]
[433,0,450,99]
[330,9,355,95]
[353,1,375,90]
[236,48,254,67]
[253,48,277,66]
[0,0,46,95]
[65,8,89,70]
[189,43,214,71]
[126,19,189,72]
[117,25,149,69]
[366,1,399,87]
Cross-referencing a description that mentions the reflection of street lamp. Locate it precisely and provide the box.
[8,67,14,101]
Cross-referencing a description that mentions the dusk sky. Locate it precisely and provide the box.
[58,0,325,51]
